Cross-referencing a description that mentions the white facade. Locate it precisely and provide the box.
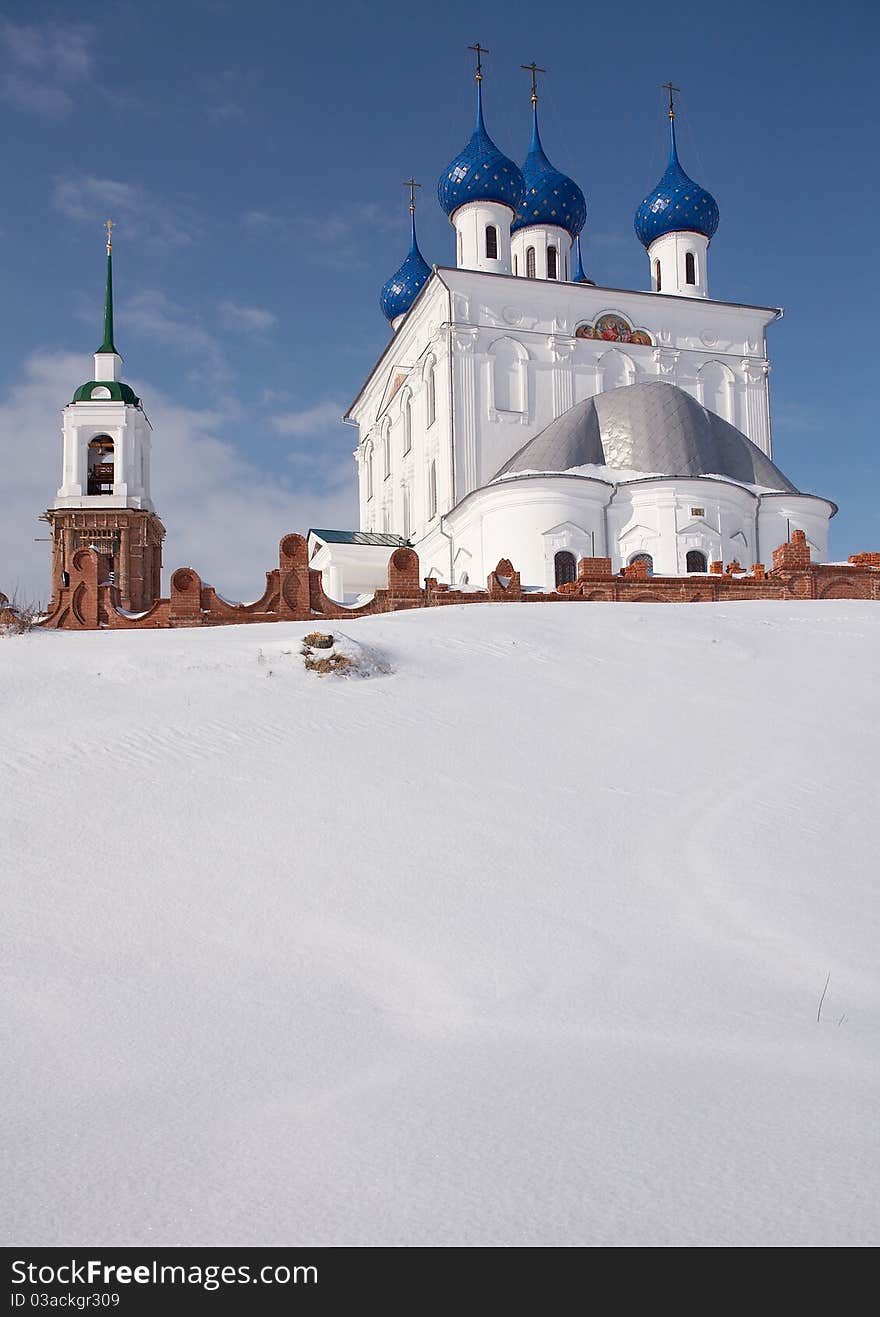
[452,201,515,275]
[343,265,785,586]
[54,353,154,513]
[438,475,832,588]
[647,231,710,298]
[510,224,572,282]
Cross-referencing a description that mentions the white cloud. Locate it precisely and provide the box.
[52,175,199,247]
[240,209,281,233]
[0,22,92,116]
[273,401,344,438]
[0,353,358,607]
[219,301,277,333]
[123,290,223,365]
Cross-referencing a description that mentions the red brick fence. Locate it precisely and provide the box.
[24,530,880,631]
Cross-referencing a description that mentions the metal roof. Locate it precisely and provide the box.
[309,530,409,547]
[494,381,798,492]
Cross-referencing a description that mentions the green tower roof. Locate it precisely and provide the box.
[71,380,141,405]
[96,224,116,355]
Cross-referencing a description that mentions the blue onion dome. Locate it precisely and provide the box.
[438,81,525,218]
[634,113,719,247]
[571,235,595,285]
[379,203,432,324]
[512,105,587,237]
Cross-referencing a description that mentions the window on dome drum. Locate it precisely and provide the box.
[628,552,653,576]
[428,461,438,520]
[554,551,577,587]
[653,259,661,291]
[526,247,536,278]
[86,435,115,495]
[685,252,696,285]
[547,245,558,280]
[513,254,518,275]
[403,396,412,454]
[426,364,436,427]
[686,549,707,573]
[485,225,498,260]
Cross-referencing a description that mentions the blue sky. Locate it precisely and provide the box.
[1,0,877,601]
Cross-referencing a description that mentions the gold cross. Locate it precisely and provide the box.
[105,218,114,253]
[468,42,489,81]
[521,61,546,105]
[403,179,421,214]
[662,81,681,118]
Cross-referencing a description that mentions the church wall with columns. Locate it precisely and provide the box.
[346,264,780,557]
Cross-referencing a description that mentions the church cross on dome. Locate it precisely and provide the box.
[662,81,681,119]
[467,42,489,81]
[520,61,546,106]
[404,178,421,213]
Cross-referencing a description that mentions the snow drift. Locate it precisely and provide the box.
[2,601,879,1246]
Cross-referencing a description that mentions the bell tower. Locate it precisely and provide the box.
[45,224,165,612]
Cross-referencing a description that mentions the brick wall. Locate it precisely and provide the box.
[35,531,880,631]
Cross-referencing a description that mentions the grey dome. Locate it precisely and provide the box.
[494,381,798,492]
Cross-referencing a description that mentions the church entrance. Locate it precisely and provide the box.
[554,551,577,587]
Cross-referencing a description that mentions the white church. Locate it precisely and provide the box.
[310,54,835,599]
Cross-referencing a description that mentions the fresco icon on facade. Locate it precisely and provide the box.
[576,313,653,345]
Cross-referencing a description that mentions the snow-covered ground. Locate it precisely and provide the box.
[3,601,879,1247]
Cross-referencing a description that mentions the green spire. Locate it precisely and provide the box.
[96,219,117,354]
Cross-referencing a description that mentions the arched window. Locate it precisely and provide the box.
[402,393,412,454]
[87,435,115,495]
[382,424,391,479]
[526,246,536,278]
[490,337,526,413]
[364,445,374,501]
[685,251,696,285]
[628,552,653,576]
[547,245,558,280]
[402,486,411,539]
[428,461,437,519]
[653,258,661,291]
[513,254,518,275]
[425,361,436,428]
[554,551,577,587]
[457,230,462,266]
[485,225,498,260]
[686,549,707,573]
